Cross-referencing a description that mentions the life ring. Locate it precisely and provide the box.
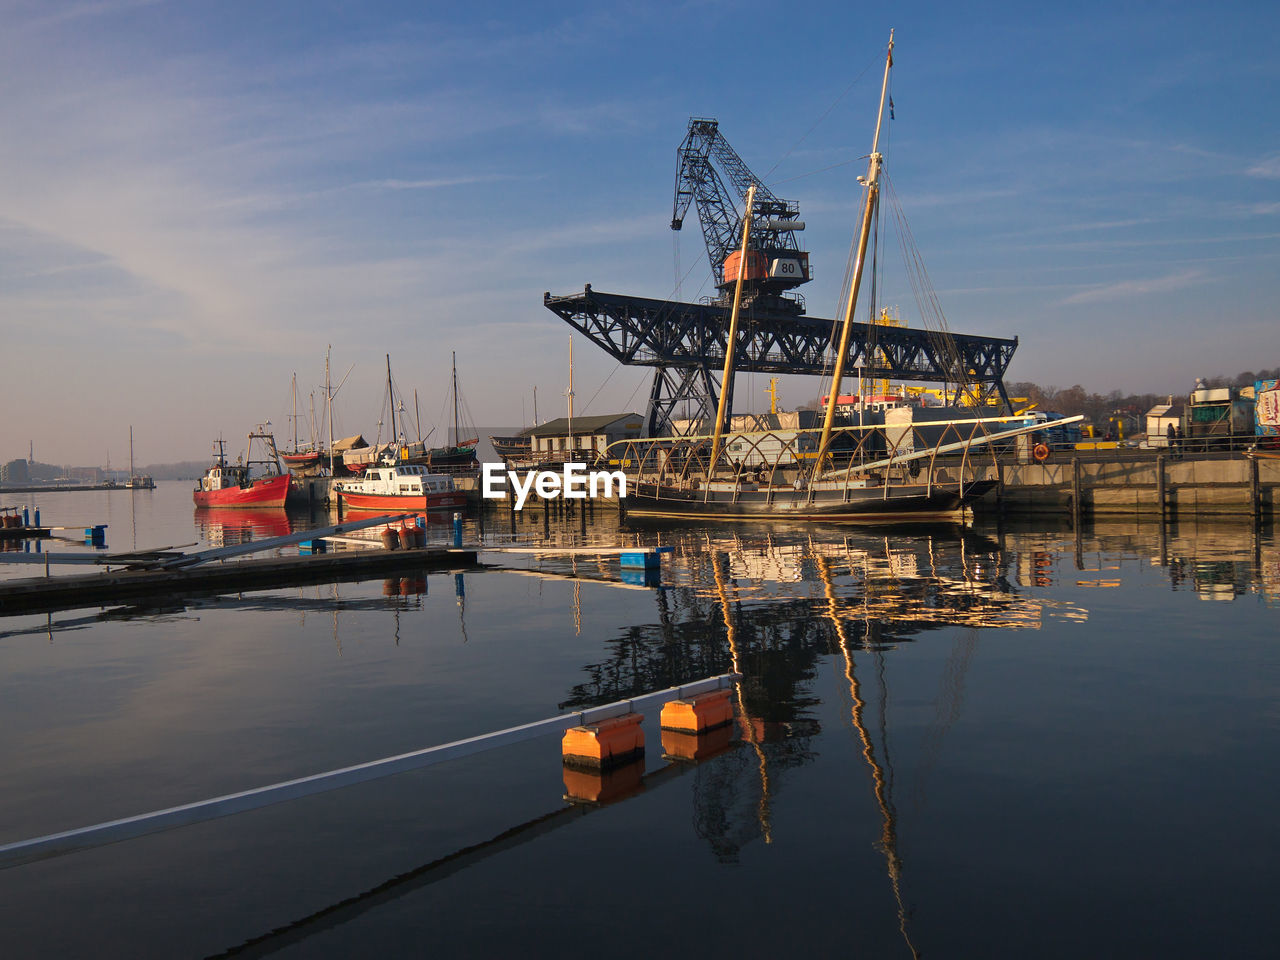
[1032,442,1050,462]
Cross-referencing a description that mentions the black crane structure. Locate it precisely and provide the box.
[542,118,1018,437]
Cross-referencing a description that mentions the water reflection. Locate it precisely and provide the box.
[192,508,293,546]
[552,519,1275,953]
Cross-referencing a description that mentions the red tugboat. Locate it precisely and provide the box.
[193,427,293,508]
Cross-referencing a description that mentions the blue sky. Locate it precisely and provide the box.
[2,0,1277,465]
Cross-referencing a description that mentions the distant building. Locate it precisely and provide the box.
[1145,398,1185,447]
[1,459,30,483]
[525,413,644,462]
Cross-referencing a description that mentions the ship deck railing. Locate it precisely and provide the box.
[609,416,1080,506]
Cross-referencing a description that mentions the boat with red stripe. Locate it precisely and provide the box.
[335,462,467,512]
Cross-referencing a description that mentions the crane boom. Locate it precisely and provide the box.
[671,118,810,310]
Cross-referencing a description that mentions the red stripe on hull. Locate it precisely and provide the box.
[193,473,292,508]
[338,491,468,512]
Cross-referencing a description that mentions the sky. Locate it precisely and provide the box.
[2,0,1277,466]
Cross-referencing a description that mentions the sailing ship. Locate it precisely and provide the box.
[279,373,327,476]
[381,352,478,472]
[193,426,292,508]
[488,429,534,465]
[124,425,155,489]
[612,34,1072,523]
[490,387,539,465]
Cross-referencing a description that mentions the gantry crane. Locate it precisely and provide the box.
[543,118,1017,436]
[671,118,810,314]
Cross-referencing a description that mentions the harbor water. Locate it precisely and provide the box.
[0,483,1277,957]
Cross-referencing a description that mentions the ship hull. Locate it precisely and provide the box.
[338,490,468,512]
[623,479,998,523]
[280,451,326,476]
[193,473,292,508]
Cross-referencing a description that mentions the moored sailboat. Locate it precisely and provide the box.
[125,425,155,489]
[614,34,1075,523]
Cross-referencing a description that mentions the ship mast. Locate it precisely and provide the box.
[385,354,398,451]
[452,352,460,448]
[326,346,335,476]
[708,182,758,473]
[814,30,894,476]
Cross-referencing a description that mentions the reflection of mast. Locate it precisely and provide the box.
[711,550,772,843]
[332,583,341,656]
[573,580,582,636]
[816,555,919,959]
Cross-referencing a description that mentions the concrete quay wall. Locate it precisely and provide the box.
[974,456,1278,517]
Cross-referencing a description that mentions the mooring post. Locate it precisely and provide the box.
[995,458,1006,517]
[1156,454,1166,521]
[1250,456,1260,521]
[1071,457,1082,530]
[1157,453,1168,566]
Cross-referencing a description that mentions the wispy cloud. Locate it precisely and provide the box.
[1246,155,1280,179]
[16,0,164,30]
[355,176,522,191]
[1058,270,1207,305]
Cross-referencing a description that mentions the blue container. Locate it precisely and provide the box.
[620,550,660,570]
[299,539,327,555]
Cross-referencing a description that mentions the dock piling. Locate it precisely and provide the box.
[1071,457,1082,530]
[1156,455,1166,520]
[1250,456,1261,520]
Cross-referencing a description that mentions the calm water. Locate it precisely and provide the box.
[0,484,1277,958]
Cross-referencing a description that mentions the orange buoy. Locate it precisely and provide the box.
[1032,442,1050,462]
[659,688,734,734]
[562,713,645,770]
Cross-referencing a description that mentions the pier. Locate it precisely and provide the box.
[976,452,1278,519]
[0,545,478,616]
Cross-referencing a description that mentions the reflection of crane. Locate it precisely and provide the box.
[671,118,810,312]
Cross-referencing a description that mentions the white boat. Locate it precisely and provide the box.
[335,462,467,513]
